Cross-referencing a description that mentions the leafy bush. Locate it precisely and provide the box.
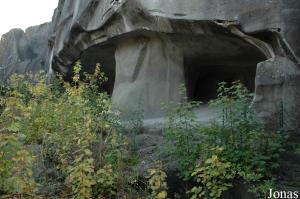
[0,62,138,198]
[190,148,234,199]
[163,81,287,198]
[0,65,288,199]
[146,162,168,199]
[94,164,118,197]
[0,74,40,196]
[162,85,201,180]
[0,133,36,195]
[199,81,286,198]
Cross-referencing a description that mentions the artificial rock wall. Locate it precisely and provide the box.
[0,0,299,133]
[113,36,184,118]
[47,0,300,134]
[0,23,51,82]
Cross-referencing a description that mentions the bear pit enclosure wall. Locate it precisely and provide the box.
[48,0,300,132]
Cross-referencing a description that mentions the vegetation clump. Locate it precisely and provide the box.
[163,81,287,198]
[0,62,140,198]
[0,63,289,199]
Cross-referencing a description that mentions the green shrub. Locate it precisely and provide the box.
[94,164,118,198]
[162,85,202,180]
[190,148,234,199]
[199,81,286,198]
[0,62,138,198]
[146,162,168,199]
[0,65,288,199]
[0,133,36,195]
[163,81,287,198]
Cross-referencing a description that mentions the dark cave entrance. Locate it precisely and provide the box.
[184,63,257,103]
[80,44,116,95]
[179,34,268,103]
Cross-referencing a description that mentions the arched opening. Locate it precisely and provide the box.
[179,34,268,104]
[184,64,257,103]
[167,28,270,121]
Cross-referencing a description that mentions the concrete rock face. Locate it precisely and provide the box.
[0,23,51,82]
[113,36,184,118]
[0,0,299,196]
[48,0,300,134]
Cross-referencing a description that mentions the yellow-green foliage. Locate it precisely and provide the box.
[0,65,287,199]
[67,150,96,199]
[95,164,118,197]
[0,62,135,198]
[147,162,168,199]
[190,148,234,199]
[0,74,41,195]
[163,82,286,199]
[0,133,36,195]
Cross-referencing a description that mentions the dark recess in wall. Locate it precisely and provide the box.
[80,44,116,95]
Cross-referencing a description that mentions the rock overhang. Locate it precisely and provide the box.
[48,0,281,73]
[48,0,300,131]
[50,0,300,73]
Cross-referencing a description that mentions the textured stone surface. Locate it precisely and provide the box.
[0,23,51,82]
[255,56,300,132]
[0,0,299,197]
[113,35,184,118]
[45,3,300,194]
[47,0,300,124]
[0,0,299,143]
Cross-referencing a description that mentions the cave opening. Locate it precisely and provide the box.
[80,44,116,95]
[180,34,268,104]
[184,62,257,103]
